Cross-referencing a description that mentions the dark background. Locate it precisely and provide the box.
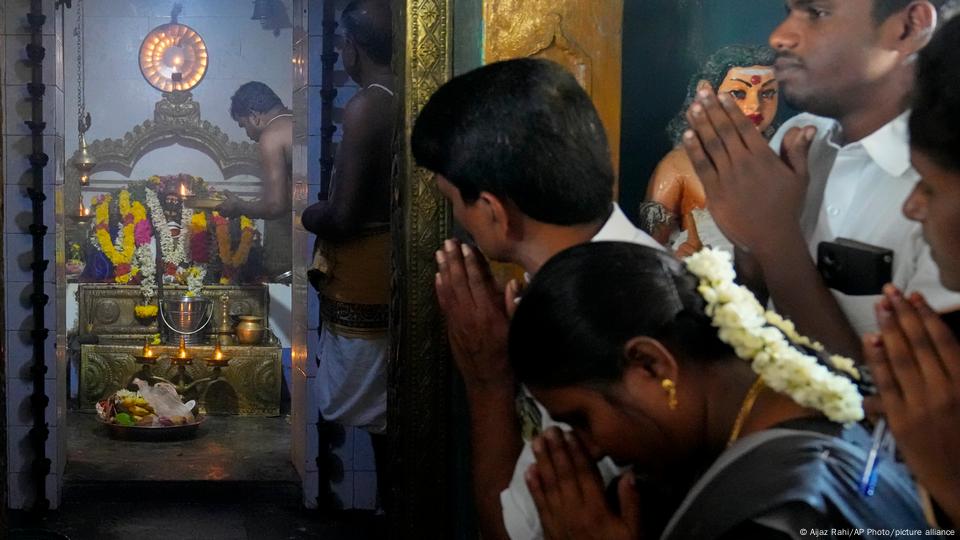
[619,0,795,224]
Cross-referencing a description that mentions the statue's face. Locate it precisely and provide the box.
[163,193,183,220]
[716,66,779,134]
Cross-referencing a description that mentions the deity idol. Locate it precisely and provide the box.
[163,189,183,238]
[642,44,779,256]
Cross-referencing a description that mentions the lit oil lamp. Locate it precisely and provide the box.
[171,335,193,366]
[131,339,158,388]
[70,198,93,225]
[205,341,230,368]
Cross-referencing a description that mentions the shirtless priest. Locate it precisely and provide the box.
[219,81,293,278]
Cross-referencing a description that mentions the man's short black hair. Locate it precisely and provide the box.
[910,12,960,171]
[230,81,283,120]
[872,0,947,22]
[342,0,392,66]
[411,58,613,226]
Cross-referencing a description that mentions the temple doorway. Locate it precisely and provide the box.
[57,0,302,509]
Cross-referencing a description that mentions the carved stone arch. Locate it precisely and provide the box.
[64,91,262,188]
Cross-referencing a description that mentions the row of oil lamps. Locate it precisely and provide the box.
[135,335,230,368]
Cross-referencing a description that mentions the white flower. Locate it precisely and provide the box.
[684,248,864,424]
[185,266,206,297]
[136,244,156,302]
[145,188,186,266]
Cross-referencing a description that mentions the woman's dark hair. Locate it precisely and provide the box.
[229,81,284,120]
[910,13,960,172]
[665,44,777,146]
[509,242,733,389]
[411,58,613,226]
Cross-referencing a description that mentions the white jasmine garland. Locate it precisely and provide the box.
[136,244,156,303]
[684,248,864,424]
[114,224,125,254]
[144,188,192,267]
[185,265,206,297]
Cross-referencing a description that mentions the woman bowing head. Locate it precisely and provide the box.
[509,242,930,540]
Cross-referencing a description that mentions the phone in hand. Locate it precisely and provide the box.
[817,238,893,296]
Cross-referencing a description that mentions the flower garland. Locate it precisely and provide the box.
[684,248,864,424]
[93,191,150,284]
[190,211,211,264]
[144,187,192,270]
[212,213,255,284]
[185,265,206,297]
[135,243,156,309]
[134,304,158,319]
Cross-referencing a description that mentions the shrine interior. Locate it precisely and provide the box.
[59,0,298,495]
[6,0,956,538]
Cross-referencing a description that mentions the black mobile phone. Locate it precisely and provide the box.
[817,238,893,296]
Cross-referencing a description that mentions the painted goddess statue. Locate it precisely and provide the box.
[642,44,779,256]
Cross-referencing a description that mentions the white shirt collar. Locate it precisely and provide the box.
[827,111,912,178]
[592,203,639,242]
[522,203,661,283]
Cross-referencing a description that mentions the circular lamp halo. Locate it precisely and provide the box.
[139,23,209,93]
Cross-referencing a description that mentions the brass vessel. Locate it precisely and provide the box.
[235,316,265,345]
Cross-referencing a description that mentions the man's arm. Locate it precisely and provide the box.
[302,93,386,241]
[436,240,521,540]
[733,248,769,306]
[220,128,290,219]
[683,89,861,358]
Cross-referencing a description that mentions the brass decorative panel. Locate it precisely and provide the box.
[77,284,269,344]
[483,0,624,180]
[79,343,281,416]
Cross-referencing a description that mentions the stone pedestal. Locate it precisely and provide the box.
[77,284,269,344]
[79,343,282,416]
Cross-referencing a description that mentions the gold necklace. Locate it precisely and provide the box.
[726,377,766,448]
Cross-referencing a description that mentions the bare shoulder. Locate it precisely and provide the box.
[260,116,292,150]
[344,87,394,125]
[653,147,696,178]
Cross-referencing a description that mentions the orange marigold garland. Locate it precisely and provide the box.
[212,214,255,284]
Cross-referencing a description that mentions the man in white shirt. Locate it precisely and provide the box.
[682,0,960,358]
[411,58,661,540]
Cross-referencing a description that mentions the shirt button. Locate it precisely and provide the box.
[827,206,840,217]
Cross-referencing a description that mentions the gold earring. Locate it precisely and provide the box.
[661,379,678,411]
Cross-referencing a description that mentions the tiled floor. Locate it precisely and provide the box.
[8,482,386,540]
[4,412,385,539]
[64,412,298,483]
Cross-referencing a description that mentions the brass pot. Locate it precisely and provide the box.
[235,315,265,345]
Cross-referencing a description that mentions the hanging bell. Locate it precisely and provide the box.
[74,132,96,186]
[251,0,270,20]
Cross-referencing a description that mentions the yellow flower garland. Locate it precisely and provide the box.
[94,191,149,284]
[192,211,207,229]
[134,305,158,319]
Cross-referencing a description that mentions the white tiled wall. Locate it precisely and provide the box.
[293,0,376,511]
[3,0,65,510]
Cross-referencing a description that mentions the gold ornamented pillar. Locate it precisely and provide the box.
[484,0,624,183]
[392,0,455,538]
